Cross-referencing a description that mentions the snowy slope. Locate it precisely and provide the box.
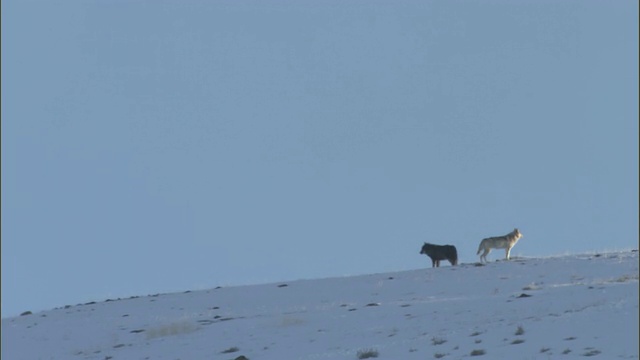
[2,251,638,360]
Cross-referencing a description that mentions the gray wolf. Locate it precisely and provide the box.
[476,228,523,263]
[420,243,458,267]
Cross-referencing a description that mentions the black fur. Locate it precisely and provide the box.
[420,243,458,267]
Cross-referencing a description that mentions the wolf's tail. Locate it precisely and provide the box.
[476,240,483,255]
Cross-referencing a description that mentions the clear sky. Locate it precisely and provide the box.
[2,0,638,317]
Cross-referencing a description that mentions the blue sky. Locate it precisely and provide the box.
[2,0,638,317]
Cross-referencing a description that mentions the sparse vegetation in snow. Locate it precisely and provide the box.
[221,346,240,354]
[470,349,486,356]
[145,321,197,339]
[582,348,601,356]
[356,348,379,359]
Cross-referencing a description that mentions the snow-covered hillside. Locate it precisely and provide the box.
[2,251,638,360]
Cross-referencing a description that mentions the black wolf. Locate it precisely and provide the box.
[420,243,458,267]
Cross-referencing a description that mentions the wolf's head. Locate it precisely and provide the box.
[420,242,433,255]
[513,228,523,239]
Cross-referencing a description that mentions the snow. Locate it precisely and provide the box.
[2,251,638,360]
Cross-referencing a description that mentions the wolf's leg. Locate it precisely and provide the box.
[505,247,511,260]
[481,248,491,263]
